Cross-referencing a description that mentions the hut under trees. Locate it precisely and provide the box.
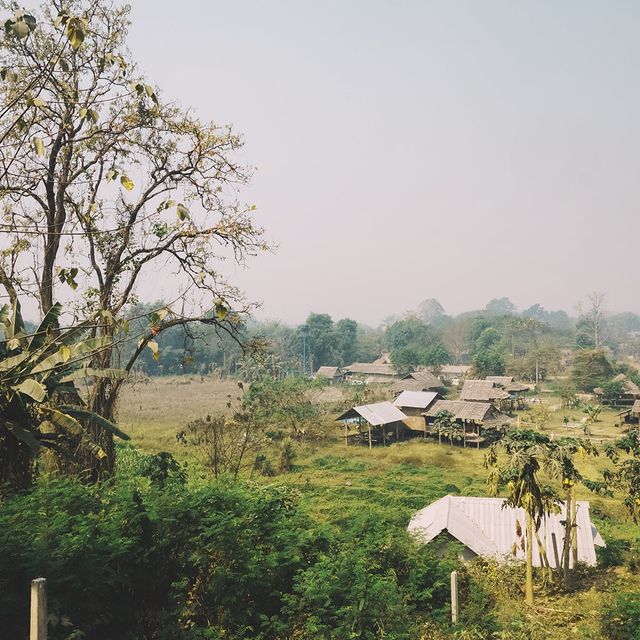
[314,366,344,384]
[423,399,509,447]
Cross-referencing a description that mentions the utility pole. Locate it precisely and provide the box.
[300,324,309,377]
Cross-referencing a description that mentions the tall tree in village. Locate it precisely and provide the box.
[576,292,608,349]
[0,1,267,478]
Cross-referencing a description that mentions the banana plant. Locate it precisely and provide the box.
[0,300,128,489]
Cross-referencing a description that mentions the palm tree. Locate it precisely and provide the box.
[543,437,598,588]
[485,429,558,605]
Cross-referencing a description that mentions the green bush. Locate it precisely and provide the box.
[601,592,640,640]
[0,472,457,639]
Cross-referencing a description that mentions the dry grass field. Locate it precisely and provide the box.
[116,376,242,453]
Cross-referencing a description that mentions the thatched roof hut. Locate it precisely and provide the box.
[460,380,510,402]
[344,362,400,381]
[314,366,343,383]
[393,370,442,393]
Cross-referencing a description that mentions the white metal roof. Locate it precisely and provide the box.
[393,390,439,409]
[337,401,407,426]
[408,495,605,568]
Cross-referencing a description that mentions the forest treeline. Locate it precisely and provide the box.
[123,296,640,382]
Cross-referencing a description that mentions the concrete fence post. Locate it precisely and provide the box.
[30,577,47,640]
[450,570,459,625]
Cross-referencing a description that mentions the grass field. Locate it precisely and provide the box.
[117,376,636,533]
[115,376,640,638]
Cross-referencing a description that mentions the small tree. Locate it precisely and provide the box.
[485,430,558,605]
[601,428,640,522]
[433,410,455,446]
[243,376,325,442]
[544,437,598,588]
[521,405,551,431]
[177,390,266,480]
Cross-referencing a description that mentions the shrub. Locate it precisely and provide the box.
[601,592,640,640]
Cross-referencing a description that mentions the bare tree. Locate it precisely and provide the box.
[577,292,608,349]
[0,1,268,477]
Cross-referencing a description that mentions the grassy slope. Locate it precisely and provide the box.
[117,377,640,639]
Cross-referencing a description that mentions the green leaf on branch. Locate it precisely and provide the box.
[176,203,189,220]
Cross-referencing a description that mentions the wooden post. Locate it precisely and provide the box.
[551,532,560,569]
[344,423,348,446]
[30,577,47,640]
[368,425,372,450]
[450,570,459,625]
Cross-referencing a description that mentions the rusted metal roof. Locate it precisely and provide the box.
[408,495,605,567]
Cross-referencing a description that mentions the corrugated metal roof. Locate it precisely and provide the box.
[393,390,439,409]
[336,401,407,426]
[408,495,604,567]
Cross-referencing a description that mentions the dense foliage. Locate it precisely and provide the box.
[0,463,456,640]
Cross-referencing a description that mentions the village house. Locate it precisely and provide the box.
[314,366,344,384]
[616,399,640,425]
[594,373,640,405]
[393,390,440,432]
[460,379,512,412]
[438,365,471,385]
[423,399,509,447]
[336,401,408,447]
[408,495,605,567]
[485,376,529,408]
[393,370,443,394]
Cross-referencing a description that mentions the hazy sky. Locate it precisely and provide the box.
[129,1,640,325]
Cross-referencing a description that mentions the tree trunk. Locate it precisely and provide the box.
[570,489,578,568]
[0,429,34,491]
[525,512,534,605]
[562,490,573,589]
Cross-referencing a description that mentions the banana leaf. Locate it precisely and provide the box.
[57,405,130,440]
